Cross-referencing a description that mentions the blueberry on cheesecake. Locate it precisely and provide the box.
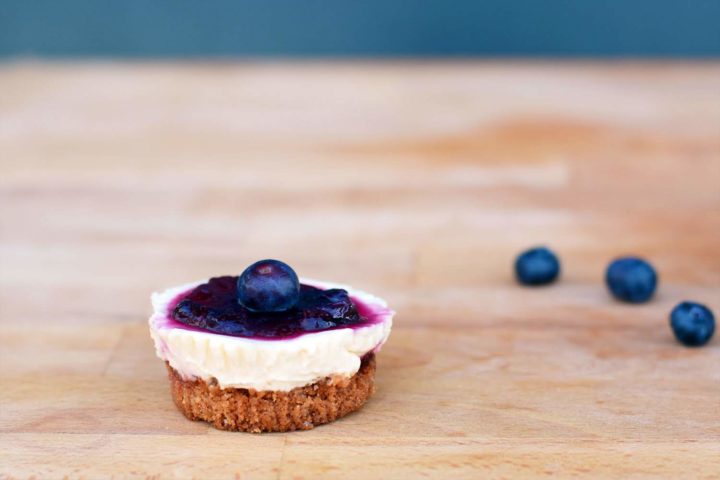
[149,260,394,433]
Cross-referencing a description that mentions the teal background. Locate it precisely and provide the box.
[1,0,719,58]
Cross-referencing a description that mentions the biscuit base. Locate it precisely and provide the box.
[166,355,376,433]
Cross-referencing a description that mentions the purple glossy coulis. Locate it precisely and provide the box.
[168,276,383,340]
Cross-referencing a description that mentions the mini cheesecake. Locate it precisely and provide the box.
[149,266,393,433]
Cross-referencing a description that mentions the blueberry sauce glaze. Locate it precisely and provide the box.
[170,276,379,340]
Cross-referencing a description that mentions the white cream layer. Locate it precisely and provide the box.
[149,278,393,391]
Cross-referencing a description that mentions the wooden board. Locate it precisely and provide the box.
[1,61,719,479]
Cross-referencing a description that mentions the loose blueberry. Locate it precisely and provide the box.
[605,257,657,303]
[670,301,715,347]
[514,247,561,286]
[237,259,300,312]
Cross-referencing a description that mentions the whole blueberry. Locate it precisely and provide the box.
[514,247,561,286]
[670,301,715,347]
[605,257,657,303]
[237,259,300,312]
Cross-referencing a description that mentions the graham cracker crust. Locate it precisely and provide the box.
[166,354,376,433]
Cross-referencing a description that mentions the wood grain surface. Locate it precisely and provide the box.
[1,61,719,479]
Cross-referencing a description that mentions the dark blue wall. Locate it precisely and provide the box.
[1,0,719,58]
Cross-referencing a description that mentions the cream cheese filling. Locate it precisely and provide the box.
[149,278,393,391]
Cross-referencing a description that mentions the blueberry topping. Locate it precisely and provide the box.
[237,259,300,312]
[172,276,364,339]
[605,257,657,303]
[670,301,715,347]
[514,247,561,286]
